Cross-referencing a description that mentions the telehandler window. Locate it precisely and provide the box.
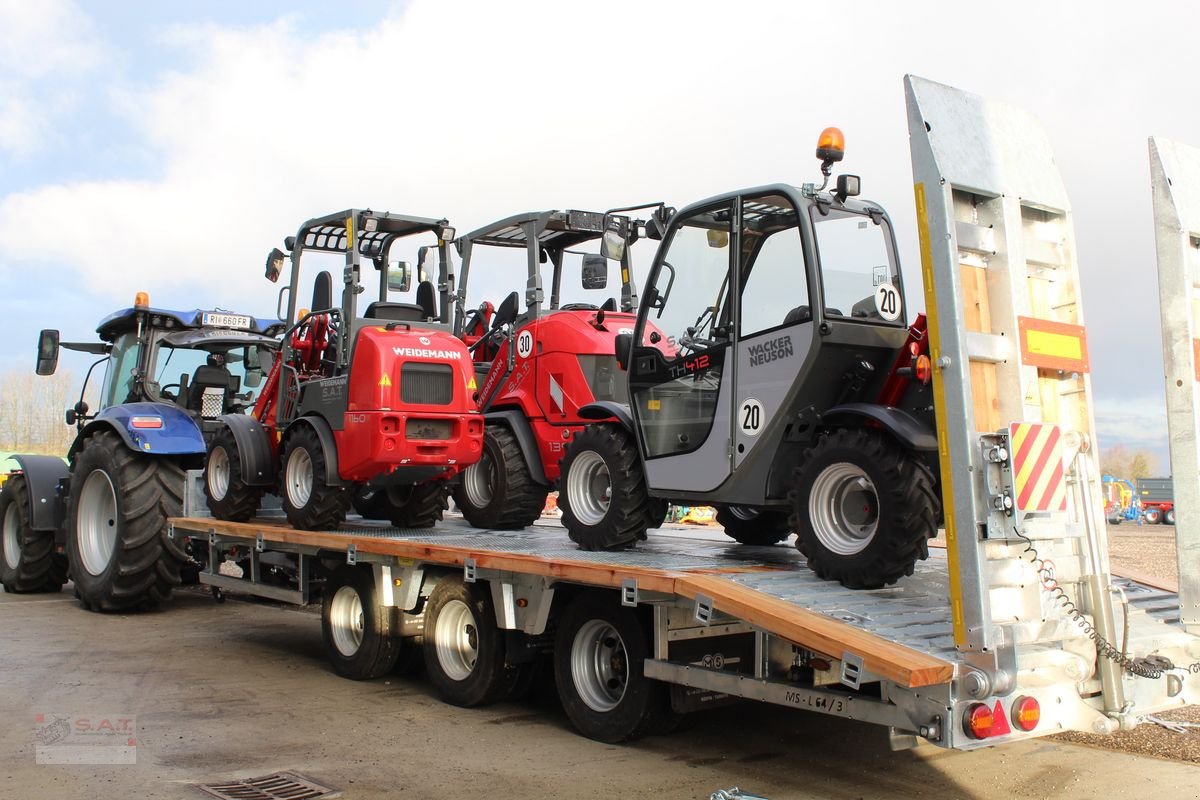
[811,208,901,323]
[739,195,808,337]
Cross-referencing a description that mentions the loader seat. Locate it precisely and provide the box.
[364,301,426,321]
[415,281,438,320]
[783,305,811,325]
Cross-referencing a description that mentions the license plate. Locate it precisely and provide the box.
[202,312,252,330]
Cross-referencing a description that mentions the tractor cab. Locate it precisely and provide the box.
[36,295,283,430]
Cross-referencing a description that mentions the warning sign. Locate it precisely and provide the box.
[1009,422,1066,513]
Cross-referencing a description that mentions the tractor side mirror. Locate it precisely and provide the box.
[265,248,286,283]
[581,255,608,290]
[65,400,89,426]
[36,329,60,376]
[387,261,412,293]
[614,332,632,371]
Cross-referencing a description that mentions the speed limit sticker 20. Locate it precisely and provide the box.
[875,282,901,321]
[739,399,764,436]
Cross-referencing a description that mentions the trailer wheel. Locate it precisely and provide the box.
[1144,508,1161,525]
[452,425,548,529]
[66,430,185,611]
[205,426,263,522]
[554,593,671,743]
[386,481,452,529]
[789,428,938,590]
[0,475,67,593]
[1165,508,1176,526]
[321,565,401,680]
[715,505,791,546]
[423,578,515,707]
[560,425,650,551]
[280,425,348,530]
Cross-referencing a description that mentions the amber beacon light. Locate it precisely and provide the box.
[816,127,845,163]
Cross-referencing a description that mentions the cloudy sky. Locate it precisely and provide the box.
[1,0,1197,465]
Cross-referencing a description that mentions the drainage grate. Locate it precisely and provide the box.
[196,772,339,800]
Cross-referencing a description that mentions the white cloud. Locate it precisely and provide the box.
[1094,396,1169,452]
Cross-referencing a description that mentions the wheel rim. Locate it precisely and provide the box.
[77,470,119,577]
[567,451,611,526]
[808,462,879,556]
[208,445,231,501]
[434,598,479,681]
[571,619,628,712]
[3,502,20,570]
[462,450,495,508]
[329,585,365,657]
[285,446,314,508]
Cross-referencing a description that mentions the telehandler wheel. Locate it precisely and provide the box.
[321,565,402,680]
[0,475,67,593]
[647,498,669,529]
[560,425,651,551]
[1144,508,1161,525]
[452,425,548,530]
[554,593,675,743]
[66,430,185,611]
[789,428,938,590]
[205,426,263,522]
[714,505,792,546]
[280,425,349,531]
[385,481,451,529]
[423,578,517,707]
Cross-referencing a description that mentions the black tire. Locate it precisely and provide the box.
[205,426,263,522]
[386,481,452,529]
[321,565,401,680]
[560,425,650,551]
[647,498,669,529]
[66,430,185,611]
[1107,514,1122,526]
[1144,508,1161,525]
[554,593,674,743]
[452,425,548,529]
[351,488,391,520]
[423,578,516,707]
[280,425,349,530]
[1164,508,1176,526]
[789,428,938,590]
[0,475,67,593]
[715,505,792,546]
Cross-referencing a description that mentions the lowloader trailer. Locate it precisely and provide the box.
[166,77,1200,752]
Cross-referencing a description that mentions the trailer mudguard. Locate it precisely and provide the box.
[8,454,69,532]
[484,409,549,486]
[217,414,276,486]
[578,401,634,431]
[285,415,343,486]
[821,403,938,452]
[69,402,205,460]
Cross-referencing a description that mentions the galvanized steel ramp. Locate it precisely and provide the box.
[173,516,953,688]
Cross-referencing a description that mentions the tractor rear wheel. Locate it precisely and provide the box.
[205,425,263,522]
[0,475,67,593]
[715,505,792,546]
[452,425,548,529]
[560,425,651,551]
[280,425,349,530]
[789,428,938,590]
[66,430,185,611]
[386,481,451,529]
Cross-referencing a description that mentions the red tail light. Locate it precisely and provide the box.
[963,702,994,739]
[1012,696,1040,732]
[914,354,932,384]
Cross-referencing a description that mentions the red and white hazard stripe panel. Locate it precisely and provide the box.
[1009,422,1067,513]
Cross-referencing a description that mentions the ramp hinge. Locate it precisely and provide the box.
[464,558,477,583]
[621,578,639,607]
[840,652,865,690]
[208,530,217,546]
[694,594,714,625]
[255,533,264,553]
[346,543,357,566]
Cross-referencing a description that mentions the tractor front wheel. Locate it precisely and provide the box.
[280,425,349,530]
[560,425,650,551]
[66,430,185,611]
[789,428,938,590]
[452,425,548,529]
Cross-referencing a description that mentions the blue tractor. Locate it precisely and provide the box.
[0,294,281,611]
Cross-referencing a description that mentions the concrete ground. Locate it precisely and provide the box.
[4,571,1200,799]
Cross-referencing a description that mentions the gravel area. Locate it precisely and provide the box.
[1054,524,1200,763]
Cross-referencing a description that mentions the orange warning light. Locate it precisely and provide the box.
[816,127,845,163]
